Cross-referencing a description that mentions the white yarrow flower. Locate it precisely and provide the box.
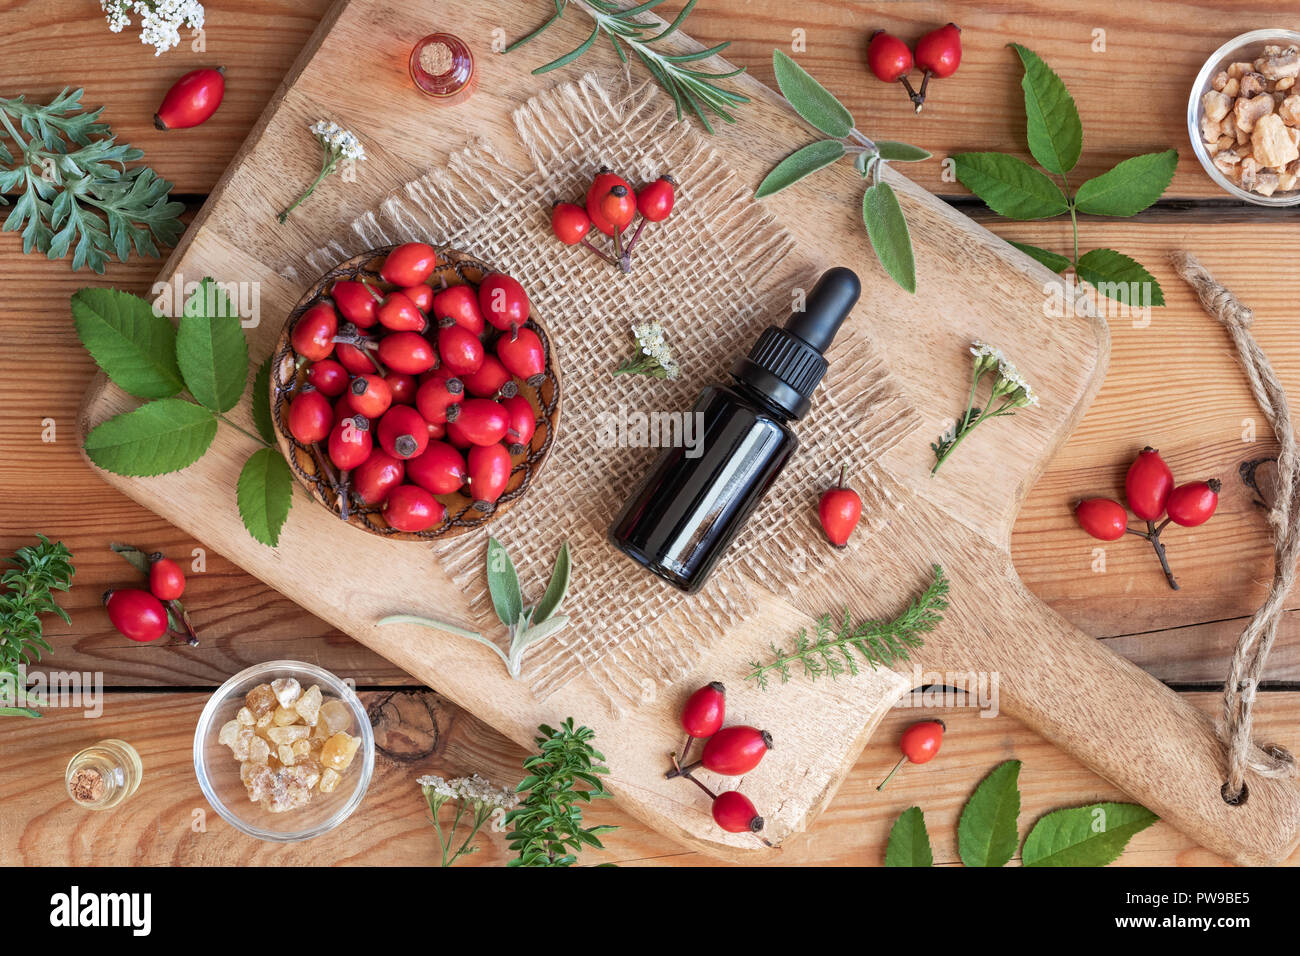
[101,1,205,55]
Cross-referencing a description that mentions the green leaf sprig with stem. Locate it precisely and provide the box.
[507,0,748,133]
[756,51,931,293]
[930,341,1038,475]
[74,282,294,547]
[505,718,617,866]
[379,539,572,680]
[885,759,1157,867]
[418,773,519,867]
[952,45,1177,307]
[0,536,75,718]
[745,564,948,689]
[0,88,183,274]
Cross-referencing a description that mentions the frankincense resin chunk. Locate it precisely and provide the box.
[320,732,360,772]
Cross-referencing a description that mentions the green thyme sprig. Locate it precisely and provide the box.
[0,88,183,273]
[0,536,75,718]
[746,565,948,689]
[508,0,748,133]
[505,718,618,866]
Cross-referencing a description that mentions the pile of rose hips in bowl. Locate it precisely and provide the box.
[276,242,555,537]
[1074,446,1221,591]
[550,167,676,274]
[663,682,773,842]
[867,22,962,113]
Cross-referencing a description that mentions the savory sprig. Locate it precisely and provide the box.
[0,88,183,273]
[504,718,617,866]
[508,0,748,133]
[746,565,948,689]
[0,536,75,718]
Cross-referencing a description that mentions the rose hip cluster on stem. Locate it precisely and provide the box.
[663,682,774,845]
[1074,446,1221,590]
[551,167,676,274]
[867,23,962,113]
[104,551,197,646]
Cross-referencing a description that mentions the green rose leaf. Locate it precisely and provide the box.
[755,139,846,197]
[772,50,854,138]
[957,759,1021,867]
[252,355,275,445]
[1022,802,1158,866]
[71,287,184,399]
[1076,248,1165,306]
[862,181,916,294]
[532,541,571,625]
[1074,149,1178,217]
[953,152,1070,219]
[109,542,151,577]
[236,447,293,547]
[885,806,934,867]
[1008,240,1071,273]
[1011,44,1083,176]
[486,536,524,628]
[874,141,932,163]
[177,278,250,413]
[83,398,217,477]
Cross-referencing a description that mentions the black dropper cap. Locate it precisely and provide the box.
[731,267,861,419]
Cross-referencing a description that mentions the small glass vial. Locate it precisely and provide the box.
[66,739,143,810]
[409,33,476,105]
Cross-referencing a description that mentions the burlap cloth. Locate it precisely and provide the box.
[306,73,917,709]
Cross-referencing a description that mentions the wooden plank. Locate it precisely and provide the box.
[2,689,1296,866]
[3,0,1294,198]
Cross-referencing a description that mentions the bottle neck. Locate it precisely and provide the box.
[726,376,796,422]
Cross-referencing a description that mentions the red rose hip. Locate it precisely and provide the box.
[352,450,406,505]
[711,790,764,834]
[376,405,430,460]
[496,327,546,385]
[1126,447,1174,522]
[104,588,169,643]
[1074,498,1128,541]
[478,273,530,332]
[148,556,186,602]
[287,388,333,444]
[1166,479,1220,527]
[383,484,446,532]
[406,441,468,495]
[380,242,438,286]
[467,443,512,510]
[154,67,225,131]
[700,726,772,776]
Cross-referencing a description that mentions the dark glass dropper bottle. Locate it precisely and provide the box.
[609,267,861,593]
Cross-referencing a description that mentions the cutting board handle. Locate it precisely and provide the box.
[935,583,1300,865]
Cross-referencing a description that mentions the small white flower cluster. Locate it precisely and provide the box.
[632,322,681,379]
[970,340,1037,407]
[101,0,205,56]
[310,120,367,163]
[418,773,518,810]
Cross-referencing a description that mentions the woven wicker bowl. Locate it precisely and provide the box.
[270,246,561,540]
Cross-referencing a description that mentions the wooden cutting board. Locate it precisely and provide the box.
[80,0,1300,863]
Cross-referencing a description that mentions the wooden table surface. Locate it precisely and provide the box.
[2,0,1298,866]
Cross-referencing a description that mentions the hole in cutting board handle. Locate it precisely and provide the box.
[1221,781,1249,806]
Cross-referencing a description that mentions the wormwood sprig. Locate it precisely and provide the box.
[757,52,930,293]
[507,0,748,133]
[746,565,948,689]
[953,45,1177,307]
[0,536,75,718]
[0,88,183,273]
[505,718,617,866]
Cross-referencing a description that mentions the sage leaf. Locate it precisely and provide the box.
[177,278,249,413]
[885,806,934,867]
[1076,248,1165,306]
[874,141,932,163]
[83,398,217,477]
[1008,240,1071,273]
[486,536,524,628]
[109,542,151,577]
[514,614,570,655]
[236,447,293,547]
[953,152,1069,219]
[755,139,845,197]
[377,614,485,642]
[1022,802,1157,866]
[772,50,854,138]
[72,287,184,399]
[252,355,275,444]
[532,541,571,625]
[862,181,915,294]
[1011,44,1082,176]
[957,759,1021,867]
[1074,149,1178,217]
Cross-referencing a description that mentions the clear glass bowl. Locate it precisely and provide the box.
[1187,28,1300,206]
[193,661,374,842]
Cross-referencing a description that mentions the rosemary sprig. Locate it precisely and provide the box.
[0,89,183,273]
[0,536,75,718]
[508,0,748,133]
[746,565,948,689]
[504,718,617,866]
